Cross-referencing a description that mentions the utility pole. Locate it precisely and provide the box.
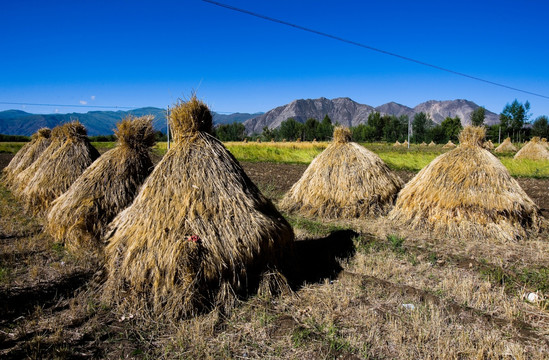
[167,106,170,151]
[498,126,501,144]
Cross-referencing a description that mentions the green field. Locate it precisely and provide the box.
[3,141,548,178]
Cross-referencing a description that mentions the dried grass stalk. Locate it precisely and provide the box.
[102,96,294,318]
[389,126,541,242]
[494,137,517,153]
[20,121,100,215]
[47,116,155,255]
[483,140,494,150]
[514,137,549,160]
[280,127,404,218]
[2,128,51,185]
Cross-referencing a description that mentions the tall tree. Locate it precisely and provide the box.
[440,116,463,142]
[531,115,549,139]
[367,112,385,141]
[318,115,333,141]
[499,99,531,140]
[303,118,319,141]
[278,118,304,141]
[470,107,486,126]
[412,112,433,143]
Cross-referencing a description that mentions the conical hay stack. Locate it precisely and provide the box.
[102,96,294,318]
[483,140,494,150]
[443,140,456,149]
[420,142,427,147]
[514,137,549,160]
[428,141,436,147]
[280,127,404,218]
[402,140,409,147]
[47,116,155,255]
[388,126,541,242]
[393,141,402,147]
[13,125,68,196]
[2,128,51,185]
[21,121,100,215]
[541,138,548,149]
[494,137,517,153]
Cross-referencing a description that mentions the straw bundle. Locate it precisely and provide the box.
[393,141,402,147]
[402,140,409,147]
[13,125,68,196]
[102,96,294,318]
[428,141,436,147]
[514,137,549,160]
[47,116,155,254]
[443,140,456,149]
[280,127,403,218]
[2,128,51,185]
[541,138,548,149]
[389,126,540,242]
[483,140,494,150]
[494,137,517,153]
[420,142,427,147]
[20,121,100,215]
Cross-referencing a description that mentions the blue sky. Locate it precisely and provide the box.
[1,0,548,119]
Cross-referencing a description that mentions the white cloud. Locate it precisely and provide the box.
[55,109,60,113]
[79,100,87,105]
[90,95,96,100]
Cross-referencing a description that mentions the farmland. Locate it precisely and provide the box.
[0,142,548,359]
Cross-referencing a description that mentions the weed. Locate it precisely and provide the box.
[286,214,347,237]
[518,267,549,293]
[291,326,314,347]
[0,266,12,284]
[387,234,406,253]
[427,252,438,265]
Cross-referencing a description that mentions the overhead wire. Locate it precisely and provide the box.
[202,0,549,100]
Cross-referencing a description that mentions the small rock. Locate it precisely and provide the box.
[527,292,540,302]
[401,303,415,310]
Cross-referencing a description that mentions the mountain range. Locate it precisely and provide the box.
[243,98,499,135]
[0,108,262,136]
[0,98,499,136]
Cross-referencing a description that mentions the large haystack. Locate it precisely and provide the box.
[514,137,549,160]
[541,138,548,149]
[102,96,294,318]
[443,140,456,149]
[388,126,541,242]
[2,128,51,185]
[280,127,403,218]
[13,125,68,196]
[47,116,156,254]
[21,121,100,214]
[494,137,517,153]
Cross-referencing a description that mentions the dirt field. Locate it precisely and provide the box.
[1,153,549,359]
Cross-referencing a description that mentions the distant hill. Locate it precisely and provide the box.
[244,98,499,135]
[0,108,259,136]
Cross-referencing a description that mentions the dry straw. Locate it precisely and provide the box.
[280,127,403,218]
[389,126,541,242]
[402,140,409,147]
[2,128,51,185]
[102,95,294,318]
[443,140,456,149]
[47,116,156,255]
[393,140,402,147]
[19,121,100,215]
[514,137,549,160]
[428,141,436,147]
[483,140,494,150]
[420,142,427,147]
[494,137,517,153]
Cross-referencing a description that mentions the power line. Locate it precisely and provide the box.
[203,0,549,100]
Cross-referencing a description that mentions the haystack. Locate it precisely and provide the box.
[514,137,549,160]
[420,142,427,147]
[402,140,409,147]
[393,141,402,147]
[2,128,51,185]
[483,140,494,150]
[443,140,456,149]
[542,138,548,149]
[388,126,540,242]
[47,116,155,254]
[13,125,68,196]
[494,137,517,153]
[21,121,100,214]
[102,96,294,318]
[428,141,436,147]
[280,127,403,218]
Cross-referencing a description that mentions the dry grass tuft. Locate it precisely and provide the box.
[514,137,549,160]
[18,121,100,215]
[333,126,351,144]
[428,141,436,147]
[102,97,294,319]
[420,141,427,146]
[46,116,155,255]
[483,139,494,150]
[389,126,541,242]
[494,137,517,153]
[402,140,409,147]
[2,128,51,184]
[280,127,403,218]
[393,141,402,147]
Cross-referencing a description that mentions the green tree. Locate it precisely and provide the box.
[499,99,531,140]
[260,126,276,142]
[303,118,319,141]
[278,118,304,141]
[470,107,486,126]
[429,125,446,143]
[317,115,334,141]
[412,112,433,143]
[383,115,408,142]
[214,122,246,141]
[440,116,463,142]
[531,115,549,139]
[351,124,376,142]
[367,112,386,141]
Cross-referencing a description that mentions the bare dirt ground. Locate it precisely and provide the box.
[1,154,549,359]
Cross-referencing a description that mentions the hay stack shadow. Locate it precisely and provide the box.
[288,229,358,287]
